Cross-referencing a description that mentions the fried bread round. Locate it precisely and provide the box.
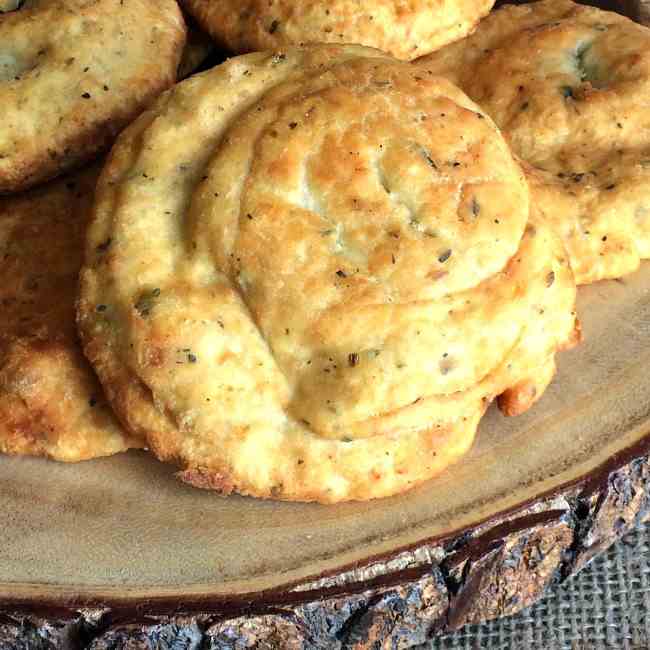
[0,166,141,461]
[420,0,650,285]
[0,37,219,463]
[179,0,495,61]
[78,45,579,502]
[0,0,186,194]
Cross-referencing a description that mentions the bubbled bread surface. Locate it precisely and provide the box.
[421,0,650,284]
[78,46,578,502]
[0,166,141,461]
[0,0,186,193]
[180,0,494,61]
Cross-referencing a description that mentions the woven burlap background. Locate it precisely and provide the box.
[424,524,650,649]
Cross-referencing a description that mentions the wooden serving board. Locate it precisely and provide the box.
[2,1,650,647]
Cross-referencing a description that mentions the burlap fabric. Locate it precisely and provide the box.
[428,524,650,649]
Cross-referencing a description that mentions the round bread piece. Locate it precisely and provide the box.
[0,0,186,194]
[0,40,216,463]
[420,0,650,285]
[0,166,141,461]
[179,0,495,61]
[78,45,579,502]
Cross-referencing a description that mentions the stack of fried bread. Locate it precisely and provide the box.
[1,0,647,503]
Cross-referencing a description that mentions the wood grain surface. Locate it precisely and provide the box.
[2,441,649,648]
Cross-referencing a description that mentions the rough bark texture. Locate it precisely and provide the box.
[3,442,650,650]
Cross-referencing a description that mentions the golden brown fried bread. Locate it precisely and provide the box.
[0,166,141,461]
[0,0,186,194]
[420,0,650,285]
[0,22,215,462]
[78,45,578,502]
[179,0,495,61]
[0,25,219,463]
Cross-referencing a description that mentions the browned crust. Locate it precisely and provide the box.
[179,0,496,60]
[419,0,650,286]
[177,467,236,495]
[2,100,159,195]
[0,0,187,194]
[76,46,579,503]
[0,165,139,460]
[561,318,583,351]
